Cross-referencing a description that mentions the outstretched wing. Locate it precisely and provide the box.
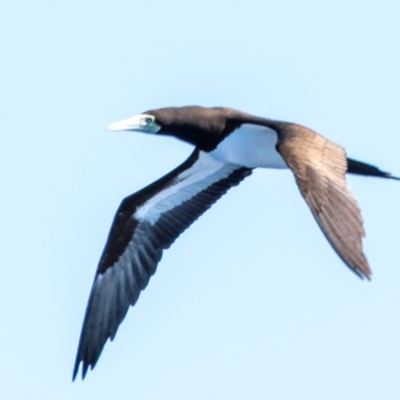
[277,127,371,279]
[73,149,252,380]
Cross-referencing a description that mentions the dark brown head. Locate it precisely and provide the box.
[107,106,256,151]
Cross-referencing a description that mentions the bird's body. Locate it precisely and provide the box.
[210,122,287,168]
[73,106,398,380]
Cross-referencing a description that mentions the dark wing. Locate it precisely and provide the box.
[277,128,371,279]
[73,149,252,380]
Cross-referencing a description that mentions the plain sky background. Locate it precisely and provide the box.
[1,1,400,399]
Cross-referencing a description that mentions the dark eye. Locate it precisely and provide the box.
[145,117,153,124]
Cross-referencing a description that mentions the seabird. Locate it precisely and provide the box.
[73,106,398,380]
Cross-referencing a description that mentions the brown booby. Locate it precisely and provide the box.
[73,106,398,380]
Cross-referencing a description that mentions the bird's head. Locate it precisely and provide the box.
[107,106,241,151]
[107,113,161,134]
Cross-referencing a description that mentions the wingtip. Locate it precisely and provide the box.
[72,364,79,382]
[82,363,89,380]
[354,267,372,281]
[72,358,92,381]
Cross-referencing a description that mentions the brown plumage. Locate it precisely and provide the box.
[277,124,369,278]
[73,106,397,380]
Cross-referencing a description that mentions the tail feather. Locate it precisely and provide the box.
[347,158,400,180]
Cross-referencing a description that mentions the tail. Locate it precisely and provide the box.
[347,158,400,180]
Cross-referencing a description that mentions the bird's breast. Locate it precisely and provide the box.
[209,123,288,169]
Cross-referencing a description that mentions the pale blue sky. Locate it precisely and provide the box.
[1,1,400,399]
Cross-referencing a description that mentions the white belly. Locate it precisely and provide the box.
[209,123,288,169]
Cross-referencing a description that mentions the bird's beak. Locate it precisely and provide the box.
[107,114,161,133]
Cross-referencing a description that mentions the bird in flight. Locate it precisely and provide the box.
[73,106,398,380]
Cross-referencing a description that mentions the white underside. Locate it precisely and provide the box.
[135,151,238,224]
[134,124,287,226]
[209,123,288,169]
